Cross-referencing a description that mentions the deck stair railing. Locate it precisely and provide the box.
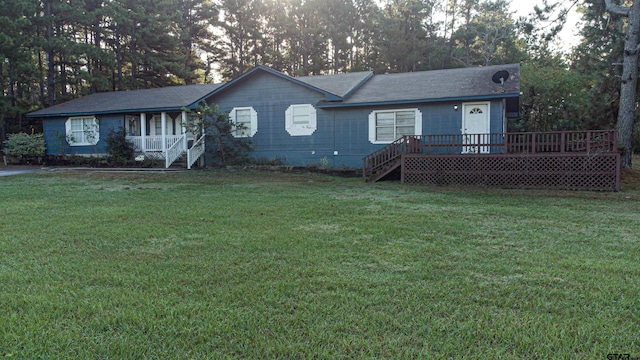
[362,130,617,182]
[362,136,419,182]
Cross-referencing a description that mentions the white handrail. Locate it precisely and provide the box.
[187,134,206,169]
[165,135,186,168]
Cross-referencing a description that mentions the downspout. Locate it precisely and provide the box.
[333,110,337,160]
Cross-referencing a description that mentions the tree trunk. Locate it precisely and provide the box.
[606,0,639,169]
[45,0,55,107]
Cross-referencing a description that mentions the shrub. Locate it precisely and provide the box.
[184,102,254,166]
[105,127,135,164]
[3,133,46,159]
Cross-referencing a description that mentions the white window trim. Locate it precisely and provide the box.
[285,104,317,136]
[65,116,100,146]
[230,107,258,138]
[368,108,422,144]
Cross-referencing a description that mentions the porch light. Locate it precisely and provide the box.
[453,105,459,111]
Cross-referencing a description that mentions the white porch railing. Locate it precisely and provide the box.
[187,135,206,170]
[126,135,182,152]
[128,136,143,151]
[126,134,204,169]
[165,135,186,168]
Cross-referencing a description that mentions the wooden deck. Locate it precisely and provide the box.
[362,130,620,191]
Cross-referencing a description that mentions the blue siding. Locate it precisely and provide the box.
[43,115,124,155]
[40,70,509,168]
[207,71,336,166]
[205,73,508,169]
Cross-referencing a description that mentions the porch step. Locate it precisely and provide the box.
[169,153,188,168]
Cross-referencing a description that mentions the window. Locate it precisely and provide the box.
[65,116,99,146]
[285,104,317,136]
[150,115,164,136]
[230,107,258,137]
[368,109,422,144]
[126,115,140,136]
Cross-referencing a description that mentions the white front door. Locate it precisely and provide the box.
[462,102,490,154]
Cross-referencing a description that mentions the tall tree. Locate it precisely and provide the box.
[215,0,265,79]
[604,0,639,168]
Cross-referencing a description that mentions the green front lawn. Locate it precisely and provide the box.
[1,169,639,358]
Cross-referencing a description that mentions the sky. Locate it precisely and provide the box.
[510,0,582,53]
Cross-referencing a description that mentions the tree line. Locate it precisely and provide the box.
[1,0,638,163]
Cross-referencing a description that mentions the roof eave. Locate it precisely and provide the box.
[27,106,189,119]
[316,93,520,109]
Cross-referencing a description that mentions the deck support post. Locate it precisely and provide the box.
[504,132,509,154]
[531,133,536,154]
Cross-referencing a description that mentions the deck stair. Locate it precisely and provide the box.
[362,136,421,182]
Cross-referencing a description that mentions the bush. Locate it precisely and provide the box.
[105,127,135,164]
[3,133,46,159]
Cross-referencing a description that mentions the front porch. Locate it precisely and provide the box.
[363,130,620,191]
[124,111,205,169]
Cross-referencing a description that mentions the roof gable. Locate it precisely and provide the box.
[206,66,367,102]
[296,71,374,99]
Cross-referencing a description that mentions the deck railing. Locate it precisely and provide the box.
[406,130,618,155]
[362,130,618,181]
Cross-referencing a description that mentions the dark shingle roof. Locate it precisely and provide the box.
[296,71,374,99]
[320,64,520,107]
[208,66,372,102]
[27,84,223,118]
[28,64,520,117]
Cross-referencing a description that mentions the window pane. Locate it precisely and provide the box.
[236,109,251,121]
[293,115,309,124]
[72,130,84,143]
[235,109,252,136]
[396,111,415,126]
[292,106,309,124]
[397,126,415,137]
[376,127,394,142]
[376,112,394,126]
[292,106,307,117]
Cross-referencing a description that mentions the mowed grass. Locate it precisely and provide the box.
[1,168,639,359]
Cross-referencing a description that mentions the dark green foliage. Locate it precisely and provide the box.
[2,133,45,159]
[513,60,592,132]
[105,127,135,164]
[4,133,45,158]
[185,102,254,165]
